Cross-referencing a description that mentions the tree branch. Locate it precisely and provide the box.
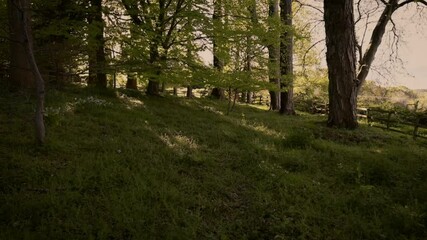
[398,0,427,8]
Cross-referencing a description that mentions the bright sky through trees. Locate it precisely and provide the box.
[199,4,426,89]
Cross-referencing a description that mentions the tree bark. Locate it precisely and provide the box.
[279,0,295,115]
[8,0,33,90]
[268,0,280,111]
[211,0,225,100]
[324,0,358,129]
[244,0,257,105]
[126,74,138,89]
[246,91,253,104]
[186,86,193,98]
[14,0,46,144]
[146,44,161,96]
[87,0,107,88]
[147,79,160,95]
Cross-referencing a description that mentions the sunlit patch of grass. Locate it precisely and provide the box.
[159,132,199,157]
[241,121,283,138]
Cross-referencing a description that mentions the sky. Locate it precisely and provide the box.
[315,3,427,89]
[199,2,427,89]
[388,13,427,89]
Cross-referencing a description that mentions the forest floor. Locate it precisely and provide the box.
[1,85,427,240]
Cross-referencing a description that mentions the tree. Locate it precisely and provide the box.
[324,0,358,128]
[87,0,107,88]
[355,0,427,93]
[121,0,206,96]
[211,0,225,99]
[8,0,33,90]
[32,0,88,86]
[279,0,295,115]
[268,0,280,110]
[243,0,259,104]
[8,0,46,143]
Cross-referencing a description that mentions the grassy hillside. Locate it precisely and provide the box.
[1,86,427,239]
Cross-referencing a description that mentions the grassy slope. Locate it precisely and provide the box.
[1,86,427,240]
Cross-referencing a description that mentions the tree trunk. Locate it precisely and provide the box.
[211,0,225,100]
[16,0,46,144]
[147,80,160,95]
[146,44,161,96]
[161,82,166,93]
[356,0,398,93]
[8,0,33,90]
[268,0,280,111]
[187,86,193,98]
[245,1,257,105]
[279,0,295,115]
[126,74,138,89]
[246,91,253,104]
[88,0,107,88]
[324,0,358,129]
[241,91,247,103]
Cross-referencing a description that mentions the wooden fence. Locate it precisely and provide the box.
[358,107,427,139]
[308,103,427,139]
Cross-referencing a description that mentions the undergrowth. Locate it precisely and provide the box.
[1,85,426,239]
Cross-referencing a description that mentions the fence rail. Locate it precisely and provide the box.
[358,107,427,139]
[307,103,427,139]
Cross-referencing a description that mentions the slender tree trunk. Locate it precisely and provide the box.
[8,0,33,90]
[88,0,107,88]
[356,0,398,93]
[173,87,178,96]
[324,0,358,129]
[161,82,166,93]
[279,0,295,115]
[244,0,257,105]
[211,0,225,99]
[268,0,280,111]
[241,91,247,103]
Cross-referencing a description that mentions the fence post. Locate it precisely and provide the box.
[367,108,371,125]
[386,111,392,130]
[413,117,419,140]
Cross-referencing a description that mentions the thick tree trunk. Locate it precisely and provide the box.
[356,0,398,93]
[88,0,107,88]
[211,87,224,99]
[8,0,33,90]
[324,0,358,129]
[268,0,280,111]
[15,0,45,144]
[147,80,160,95]
[126,74,138,89]
[88,55,97,85]
[246,91,253,104]
[186,86,193,98]
[279,0,295,115]
[146,44,161,96]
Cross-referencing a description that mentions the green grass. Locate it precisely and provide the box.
[1,85,427,239]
